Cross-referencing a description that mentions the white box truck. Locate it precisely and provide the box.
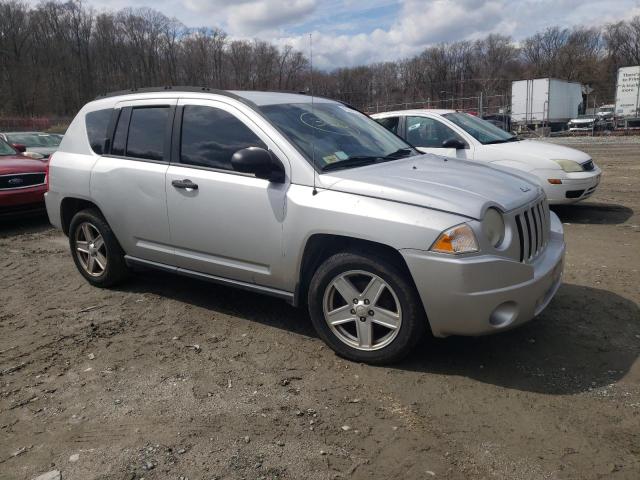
[614,66,640,128]
[511,78,583,130]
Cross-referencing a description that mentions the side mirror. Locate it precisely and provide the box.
[11,143,26,153]
[441,138,467,150]
[231,147,285,183]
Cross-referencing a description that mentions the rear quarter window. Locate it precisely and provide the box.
[85,109,113,154]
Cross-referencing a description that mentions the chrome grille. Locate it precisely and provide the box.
[514,198,550,263]
[0,173,46,190]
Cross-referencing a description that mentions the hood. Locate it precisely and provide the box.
[322,154,542,220]
[0,155,48,175]
[482,139,591,171]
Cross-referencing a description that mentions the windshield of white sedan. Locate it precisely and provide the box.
[442,112,517,145]
[0,139,16,156]
[260,102,417,171]
[5,133,61,148]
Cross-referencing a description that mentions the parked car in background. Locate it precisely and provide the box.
[48,133,65,143]
[0,138,48,218]
[46,88,565,364]
[567,116,598,132]
[0,131,62,158]
[596,104,615,121]
[567,114,613,132]
[373,109,601,204]
[482,113,512,132]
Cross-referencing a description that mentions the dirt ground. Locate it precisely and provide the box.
[1,140,639,480]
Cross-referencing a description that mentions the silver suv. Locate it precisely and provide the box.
[45,88,565,364]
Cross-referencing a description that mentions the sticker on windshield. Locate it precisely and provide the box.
[300,112,358,136]
[335,151,348,160]
[323,154,339,164]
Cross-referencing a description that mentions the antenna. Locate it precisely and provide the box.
[310,33,318,196]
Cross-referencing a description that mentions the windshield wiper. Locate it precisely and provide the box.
[383,147,416,159]
[483,137,519,145]
[321,148,417,172]
[321,156,381,172]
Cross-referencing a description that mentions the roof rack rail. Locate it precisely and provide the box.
[94,85,227,99]
[93,87,343,117]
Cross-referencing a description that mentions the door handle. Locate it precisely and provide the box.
[172,179,198,190]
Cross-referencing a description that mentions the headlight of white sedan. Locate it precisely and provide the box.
[482,208,505,247]
[552,159,583,173]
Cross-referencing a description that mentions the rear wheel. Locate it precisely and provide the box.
[308,251,427,364]
[69,209,128,287]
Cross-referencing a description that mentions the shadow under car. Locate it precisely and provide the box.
[552,202,633,225]
[116,270,640,396]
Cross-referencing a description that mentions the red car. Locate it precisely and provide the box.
[0,139,48,218]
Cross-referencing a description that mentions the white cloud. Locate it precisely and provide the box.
[228,0,317,33]
[180,0,318,35]
[32,0,638,68]
[393,0,507,45]
[274,0,514,68]
[272,0,639,68]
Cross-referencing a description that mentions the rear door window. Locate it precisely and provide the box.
[85,109,112,154]
[125,107,170,161]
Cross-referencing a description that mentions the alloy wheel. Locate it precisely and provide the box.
[322,270,402,351]
[74,221,107,277]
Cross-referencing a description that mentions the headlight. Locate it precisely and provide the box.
[482,208,505,247]
[22,151,44,160]
[553,159,583,172]
[430,224,478,254]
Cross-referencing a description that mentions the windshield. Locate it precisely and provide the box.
[259,102,416,171]
[442,112,517,144]
[5,132,61,148]
[0,139,17,156]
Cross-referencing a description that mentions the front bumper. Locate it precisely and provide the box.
[401,212,565,337]
[541,168,602,204]
[0,186,47,218]
[568,126,594,132]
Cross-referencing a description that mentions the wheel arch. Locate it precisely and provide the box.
[293,233,415,308]
[60,197,103,236]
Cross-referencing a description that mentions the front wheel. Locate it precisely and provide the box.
[308,252,427,364]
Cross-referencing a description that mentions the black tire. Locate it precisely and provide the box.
[308,251,427,364]
[69,208,128,287]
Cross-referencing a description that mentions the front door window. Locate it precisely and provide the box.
[405,116,463,148]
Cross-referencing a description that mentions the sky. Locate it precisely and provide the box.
[71,0,640,68]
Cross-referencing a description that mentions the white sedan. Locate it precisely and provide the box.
[372,109,601,204]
